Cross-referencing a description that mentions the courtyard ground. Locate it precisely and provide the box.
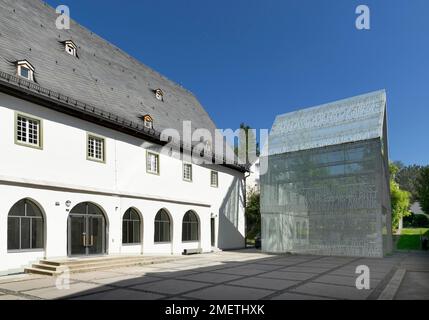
[0,249,427,300]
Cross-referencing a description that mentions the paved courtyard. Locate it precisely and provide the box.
[0,249,428,300]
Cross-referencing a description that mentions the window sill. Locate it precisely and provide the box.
[122,243,142,246]
[15,141,43,150]
[154,241,171,244]
[182,240,200,243]
[8,249,44,254]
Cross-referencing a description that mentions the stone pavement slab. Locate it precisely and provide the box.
[0,277,76,292]
[91,274,163,287]
[178,272,242,284]
[270,292,333,300]
[211,266,265,276]
[70,271,123,281]
[292,282,373,300]
[131,279,209,295]
[0,294,29,300]
[313,274,380,288]
[281,266,333,274]
[23,282,108,299]
[259,271,317,281]
[183,284,274,300]
[395,271,429,300]
[71,288,164,300]
[229,277,299,290]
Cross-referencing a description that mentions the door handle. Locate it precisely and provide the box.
[82,234,87,246]
[90,235,94,246]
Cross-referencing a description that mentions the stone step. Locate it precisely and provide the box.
[25,255,180,276]
[39,255,170,266]
[31,263,59,271]
[24,267,62,276]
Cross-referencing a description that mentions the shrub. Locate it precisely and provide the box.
[403,212,415,227]
[413,214,429,228]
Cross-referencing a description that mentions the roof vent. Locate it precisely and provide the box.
[63,40,77,57]
[140,114,153,130]
[154,89,164,101]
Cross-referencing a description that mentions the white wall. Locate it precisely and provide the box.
[0,92,245,274]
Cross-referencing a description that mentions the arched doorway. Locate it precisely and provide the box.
[67,202,107,256]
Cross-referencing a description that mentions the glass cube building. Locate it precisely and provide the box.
[260,90,392,257]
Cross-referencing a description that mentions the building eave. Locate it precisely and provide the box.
[0,70,248,173]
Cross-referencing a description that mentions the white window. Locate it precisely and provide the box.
[183,163,193,182]
[210,171,218,187]
[147,152,159,174]
[87,134,105,162]
[16,114,42,148]
[155,89,164,101]
[16,61,34,81]
[64,40,77,57]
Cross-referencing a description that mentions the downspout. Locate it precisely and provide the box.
[244,170,251,248]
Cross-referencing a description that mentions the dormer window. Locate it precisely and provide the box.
[142,115,153,129]
[155,89,164,101]
[64,40,77,57]
[16,60,35,81]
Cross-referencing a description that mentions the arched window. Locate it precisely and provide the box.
[154,209,171,243]
[182,211,199,242]
[8,199,44,251]
[122,208,141,244]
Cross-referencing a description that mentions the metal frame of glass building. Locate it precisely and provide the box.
[261,90,392,257]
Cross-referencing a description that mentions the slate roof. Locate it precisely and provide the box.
[0,0,246,169]
[268,90,387,155]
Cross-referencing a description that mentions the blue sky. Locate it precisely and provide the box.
[46,0,428,165]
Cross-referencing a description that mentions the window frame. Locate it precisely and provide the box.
[14,112,43,150]
[86,133,106,163]
[154,210,171,243]
[146,151,160,175]
[182,211,200,242]
[183,162,193,182]
[16,60,35,81]
[7,199,45,252]
[210,170,219,188]
[122,208,142,245]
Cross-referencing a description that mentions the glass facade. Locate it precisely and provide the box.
[261,91,392,257]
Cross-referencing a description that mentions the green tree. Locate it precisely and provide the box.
[416,166,429,215]
[390,163,412,230]
[395,164,423,202]
[245,191,260,239]
[234,123,260,165]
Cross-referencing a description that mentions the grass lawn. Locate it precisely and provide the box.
[396,228,429,250]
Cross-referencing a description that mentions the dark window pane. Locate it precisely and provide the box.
[20,218,31,250]
[8,217,20,250]
[9,200,25,217]
[70,202,87,214]
[122,220,128,244]
[26,201,42,217]
[133,221,141,243]
[31,218,44,249]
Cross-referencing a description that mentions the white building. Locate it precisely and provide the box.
[246,158,260,197]
[0,0,246,275]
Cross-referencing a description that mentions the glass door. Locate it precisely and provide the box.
[68,202,106,257]
[87,216,105,255]
[69,215,86,256]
